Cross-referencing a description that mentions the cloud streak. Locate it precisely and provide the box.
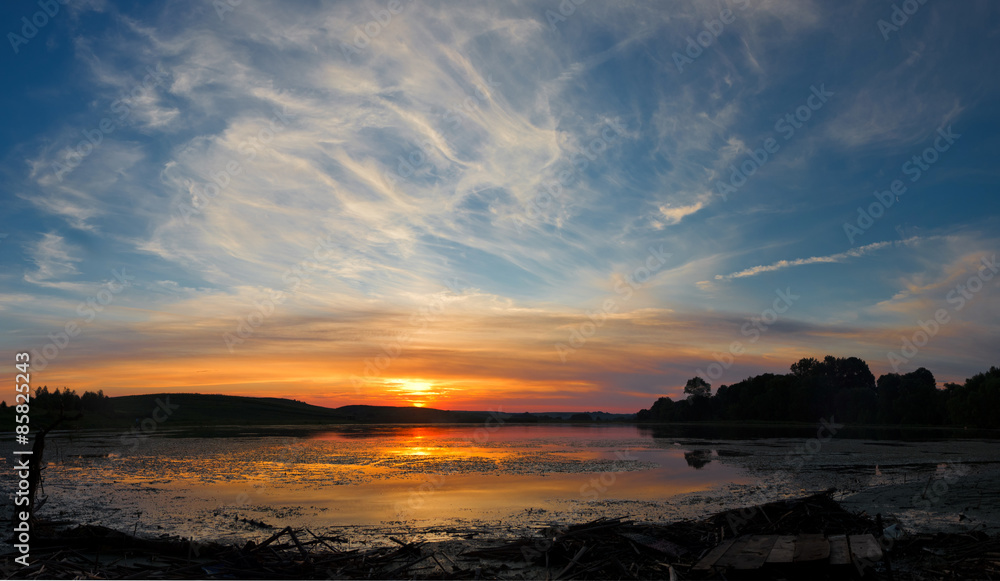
[713,239,918,281]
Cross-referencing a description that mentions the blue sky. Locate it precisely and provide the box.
[1,0,998,411]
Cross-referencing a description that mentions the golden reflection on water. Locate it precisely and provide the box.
[39,425,758,540]
[398,446,432,457]
[222,426,728,528]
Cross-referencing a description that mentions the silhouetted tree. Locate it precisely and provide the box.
[944,366,1000,428]
[32,385,112,417]
[684,377,711,399]
[638,397,675,422]
[791,357,822,377]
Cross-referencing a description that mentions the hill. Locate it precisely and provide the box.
[0,393,502,431]
[114,393,351,426]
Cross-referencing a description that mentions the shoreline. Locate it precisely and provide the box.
[5,490,999,580]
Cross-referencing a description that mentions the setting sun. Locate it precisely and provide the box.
[401,380,432,394]
[386,379,439,407]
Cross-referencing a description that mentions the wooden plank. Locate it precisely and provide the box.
[692,539,736,571]
[765,535,796,563]
[849,534,883,563]
[793,534,830,563]
[713,536,752,569]
[732,535,778,570]
[829,535,850,565]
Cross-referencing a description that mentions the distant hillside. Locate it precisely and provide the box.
[112,393,351,426]
[1,392,643,433]
[0,393,500,431]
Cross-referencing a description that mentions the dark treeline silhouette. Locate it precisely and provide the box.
[637,356,1000,428]
[30,386,114,415]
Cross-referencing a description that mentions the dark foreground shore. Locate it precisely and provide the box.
[3,490,999,580]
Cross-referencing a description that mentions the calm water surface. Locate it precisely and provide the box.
[13,425,747,541]
[6,423,999,544]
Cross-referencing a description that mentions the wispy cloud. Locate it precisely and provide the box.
[1,1,998,409]
[24,233,82,286]
[713,239,917,281]
[656,200,706,227]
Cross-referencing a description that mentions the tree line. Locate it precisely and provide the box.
[0,386,114,415]
[636,356,1000,428]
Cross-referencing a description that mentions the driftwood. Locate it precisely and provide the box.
[24,413,82,520]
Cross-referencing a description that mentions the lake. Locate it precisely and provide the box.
[5,423,999,547]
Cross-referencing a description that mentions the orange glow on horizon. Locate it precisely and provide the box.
[20,317,964,414]
[383,378,442,408]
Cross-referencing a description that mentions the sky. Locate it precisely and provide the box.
[1,0,998,413]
